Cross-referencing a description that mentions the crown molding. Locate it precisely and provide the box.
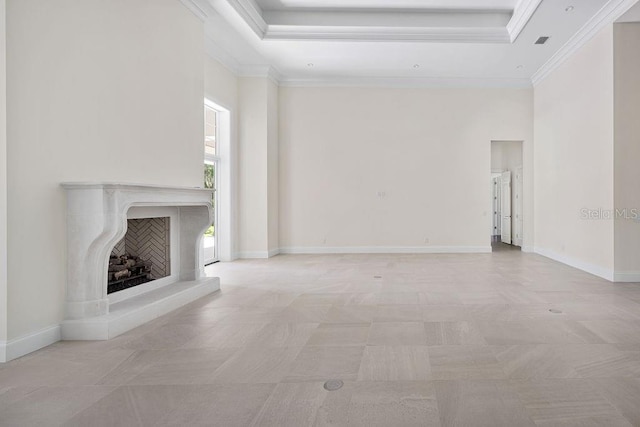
[507,0,543,42]
[179,0,213,21]
[201,45,533,89]
[223,0,525,43]
[202,41,281,85]
[264,26,510,42]
[278,76,532,89]
[532,0,639,86]
[225,0,268,37]
[238,65,282,85]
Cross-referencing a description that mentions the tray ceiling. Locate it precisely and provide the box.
[195,0,639,86]
[254,0,519,11]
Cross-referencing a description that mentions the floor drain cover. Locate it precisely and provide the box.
[549,309,563,314]
[324,380,344,391]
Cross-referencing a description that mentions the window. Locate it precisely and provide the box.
[205,104,217,157]
[204,104,220,264]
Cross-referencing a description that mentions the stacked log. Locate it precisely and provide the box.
[108,254,152,283]
[114,269,131,280]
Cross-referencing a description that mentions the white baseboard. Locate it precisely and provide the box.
[613,272,640,283]
[533,247,615,282]
[1,279,219,361]
[268,248,281,257]
[279,246,492,254]
[237,251,271,259]
[237,249,281,259]
[521,245,535,253]
[0,324,61,363]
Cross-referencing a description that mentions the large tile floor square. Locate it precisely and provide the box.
[3,251,640,426]
[368,322,428,346]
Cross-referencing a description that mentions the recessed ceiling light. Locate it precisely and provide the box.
[516,65,523,69]
[565,5,574,12]
[413,64,420,69]
[307,63,314,67]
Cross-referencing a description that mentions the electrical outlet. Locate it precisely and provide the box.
[424,237,429,244]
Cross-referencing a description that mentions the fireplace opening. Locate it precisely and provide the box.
[108,217,171,294]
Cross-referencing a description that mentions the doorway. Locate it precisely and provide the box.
[203,98,233,263]
[204,102,220,265]
[490,141,523,250]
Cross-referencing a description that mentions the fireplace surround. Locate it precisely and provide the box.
[60,183,220,340]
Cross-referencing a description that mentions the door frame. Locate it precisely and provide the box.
[490,140,525,251]
[513,165,524,247]
[203,97,235,263]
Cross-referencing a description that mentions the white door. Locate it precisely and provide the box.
[514,166,523,247]
[501,171,512,244]
[492,177,501,237]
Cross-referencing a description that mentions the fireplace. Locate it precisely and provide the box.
[60,183,220,340]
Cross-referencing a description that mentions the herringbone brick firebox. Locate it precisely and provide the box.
[109,217,171,293]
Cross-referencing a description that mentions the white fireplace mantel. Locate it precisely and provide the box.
[60,182,220,340]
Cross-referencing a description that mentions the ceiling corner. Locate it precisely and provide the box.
[238,64,283,85]
[205,36,241,74]
[531,0,640,86]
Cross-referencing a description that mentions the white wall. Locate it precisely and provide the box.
[237,76,279,258]
[204,56,238,261]
[613,23,640,279]
[238,77,269,256]
[279,86,533,253]
[533,25,615,279]
[491,141,523,174]
[267,80,279,254]
[0,0,7,350]
[6,0,204,343]
[205,57,238,111]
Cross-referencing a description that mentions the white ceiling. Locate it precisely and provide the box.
[255,0,518,11]
[200,0,639,86]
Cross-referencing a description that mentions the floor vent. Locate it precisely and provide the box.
[324,380,344,391]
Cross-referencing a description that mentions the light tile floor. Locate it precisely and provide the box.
[3,248,640,426]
